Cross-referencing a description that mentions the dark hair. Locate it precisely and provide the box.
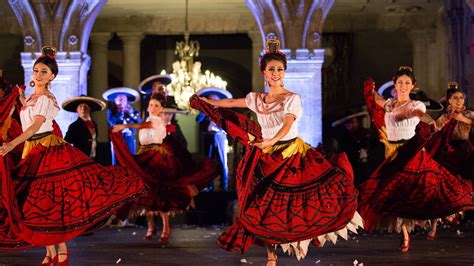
[446,82,463,100]
[259,40,287,72]
[149,93,166,107]
[392,66,416,85]
[34,47,58,76]
[260,53,287,72]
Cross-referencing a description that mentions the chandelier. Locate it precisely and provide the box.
[163,0,228,110]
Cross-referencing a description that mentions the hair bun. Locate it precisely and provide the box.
[448,81,459,90]
[266,38,280,53]
[42,46,57,58]
[398,66,413,72]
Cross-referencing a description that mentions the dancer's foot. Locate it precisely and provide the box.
[265,255,277,266]
[445,213,462,225]
[143,228,157,240]
[57,249,69,266]
[427,230,436,241]
[400,238,410,252]
[159,230,171,245]
[39,255,57,266]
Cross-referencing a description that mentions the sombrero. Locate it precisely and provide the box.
[102,87,140,104]
[409,90,444,111]
[197,87,233,99]
[162,95,188,114]
[138,74,172,94]
[378,81,396,99]
[62,95,106,112]
[332,111,368,127]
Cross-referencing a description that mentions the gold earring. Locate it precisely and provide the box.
[462,105,466,111]
[29,80,35,87]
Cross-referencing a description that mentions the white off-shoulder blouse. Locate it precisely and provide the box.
[245,92,302,141]
[384,99,426,141]
[20,94,59,134]
[139,115,166,145]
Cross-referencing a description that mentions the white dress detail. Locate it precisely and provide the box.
[384,99,426,141]
[245,92,302,141]
[139,115,166,145]
[20,94,59,134]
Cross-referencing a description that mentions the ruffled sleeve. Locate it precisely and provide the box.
[33,95,59,120]
[412,100,427,113]
[245,92,257,112]
[149,116,167,140]
[284,94,302,122]
[465,111,474,119]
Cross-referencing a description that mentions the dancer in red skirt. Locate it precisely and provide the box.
[190,38,363,264]
[359,66,473,252]
[426,82,474,239]
[435,82,473,180]
[111,93,217,244]
[0,47,146,265]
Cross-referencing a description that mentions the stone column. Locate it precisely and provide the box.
[248,30,264,92]
[117,32,144,89]
[409,30,431,91]
[90,32,112,142]
[282,49,325,146]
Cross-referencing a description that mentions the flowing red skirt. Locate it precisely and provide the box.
[435,140,473,181]
[189,95,358,254]
[0,142,146,249]
[217,144,358,254]
[111,132,218,213]
[359,142,473,232]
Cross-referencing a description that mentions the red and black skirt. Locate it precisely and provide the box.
[217,139,362,258]
[189,95,362,259]
[0,134,146,249]
[110,132,218,214]
[435,139,473,181]
[359,137,473,232]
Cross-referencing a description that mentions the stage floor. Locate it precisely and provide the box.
[1,223,474,265]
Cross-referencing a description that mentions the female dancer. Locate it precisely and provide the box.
[426,82,474,239]
[435,82,473,179]
[359,67,472,252]
[0,47,146,265]
[190,38,363,265]
[112,93,217,244]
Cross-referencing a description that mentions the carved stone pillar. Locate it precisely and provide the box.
[117,32,144,89]
[283,49,325,146]
[248,30,264,92]
[8,0,107,133]
[245,0,334,145]
[90,32,112,142]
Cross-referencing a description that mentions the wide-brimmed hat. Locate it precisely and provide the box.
[332,111,368,127]
[138,74,173,94]
[409,90,444,111]
[102,87,139,104]
[378,81,396,99]
[197,87,233,100]
[62,95,106,112]
[162,95,188,114]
